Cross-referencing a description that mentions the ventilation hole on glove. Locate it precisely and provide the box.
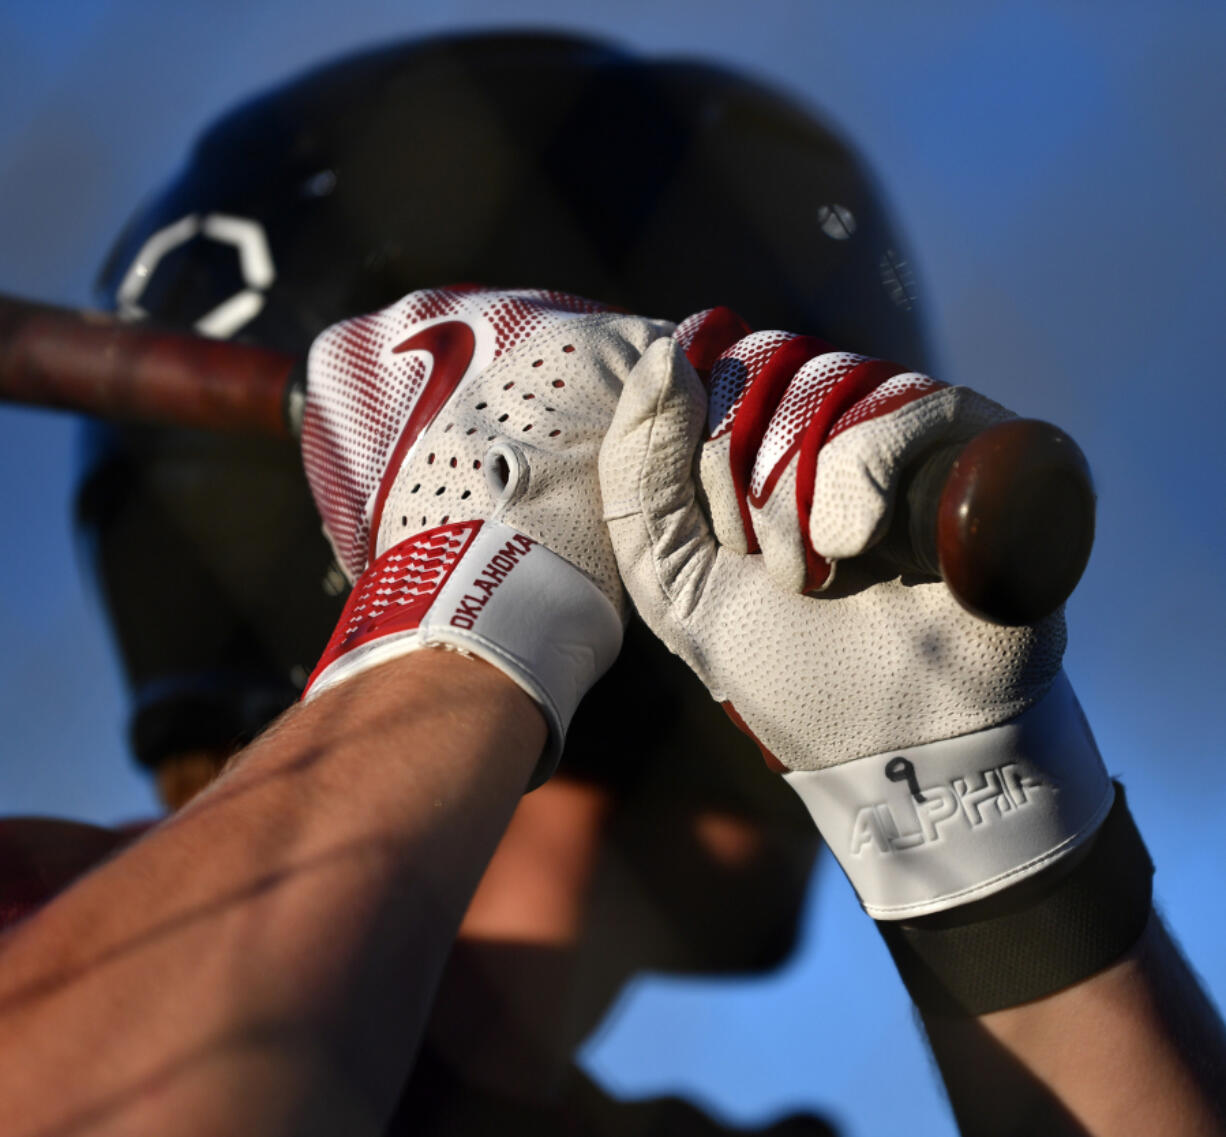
[473,460,481,469]
[522,392,535,400]
[440,515,449,524]
[503,381,515,390]
[435,486,446,496]
[487,435,496,442]
[449,457,457,468]
[475,401,487,410]
[461,489,471,500]
[522,423,532,431]
[497,413,509,423]
[552,380,565,388]
[532,359,543,368]
[421,516,427,526]
[401,516,408,527]
[466,428,477,435]
[549,429,561,437]
[562,345,575,353]
[427,453,435,464]
[444,423,453,433]
[411,484,420,493]
[545,406,555,412]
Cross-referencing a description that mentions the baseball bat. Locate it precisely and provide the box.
[0,291,1093,625]
[0,292,299,439]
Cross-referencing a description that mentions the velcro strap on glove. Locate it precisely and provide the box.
[303,519,623,786]
[877,783,1153,1015]
[784,673,1113,919]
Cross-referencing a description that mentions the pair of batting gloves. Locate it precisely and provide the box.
[299,288,1149,1015]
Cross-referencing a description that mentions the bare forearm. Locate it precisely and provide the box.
[0,651,544,1137]
[923,914,1226,1137]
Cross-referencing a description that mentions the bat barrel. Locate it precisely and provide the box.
[0,293,296,439]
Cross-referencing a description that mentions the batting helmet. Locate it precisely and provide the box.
[77,31,927,846]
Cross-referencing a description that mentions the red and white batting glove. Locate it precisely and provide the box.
[678,307,1013,593]
[600,311,1113,920]
[300,286,674,785]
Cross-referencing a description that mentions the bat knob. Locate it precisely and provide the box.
[887,419,1096,625]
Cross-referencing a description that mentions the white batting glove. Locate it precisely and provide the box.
[600,313,1112,919]
[300,286,674,784]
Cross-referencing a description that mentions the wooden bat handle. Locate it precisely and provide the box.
[0,292,299,439]
[882,418,1096,625]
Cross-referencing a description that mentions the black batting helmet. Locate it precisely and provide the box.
[78,31,928,805]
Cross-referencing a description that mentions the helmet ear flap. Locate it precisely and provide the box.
[73,421,346,773]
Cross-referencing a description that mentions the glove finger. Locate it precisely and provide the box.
[673,307,764,558]
[806,385,1013,564]
[698,330,823,555]
[744,351,889,592]
[600,336,717,636]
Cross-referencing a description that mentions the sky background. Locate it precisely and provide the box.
[2,2,1224,1134]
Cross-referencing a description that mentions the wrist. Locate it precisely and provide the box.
[303,520,623,786]
[877,783,1153,1015]
[269,649,547,810]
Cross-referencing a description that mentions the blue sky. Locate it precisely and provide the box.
[1,3,1224,1134]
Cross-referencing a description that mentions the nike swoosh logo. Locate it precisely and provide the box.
[367,320,477,560]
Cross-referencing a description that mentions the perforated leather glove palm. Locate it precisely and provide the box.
[300,286,674,784]
[600,311,1112,919]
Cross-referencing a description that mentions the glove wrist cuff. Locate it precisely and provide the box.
[785,673,1113,919]
[303,520,623,786]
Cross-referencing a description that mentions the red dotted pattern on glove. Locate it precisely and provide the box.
[305,520,480,692]
[706,330,800,441]
[749,349,866,502]
[673,307,947,588]
[827,370,945,441]
[673,306,752,377]
[302,288,613,580]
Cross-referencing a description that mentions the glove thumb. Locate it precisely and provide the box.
[600,336,717,632]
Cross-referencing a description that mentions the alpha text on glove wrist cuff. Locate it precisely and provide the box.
[785,672,1113,919]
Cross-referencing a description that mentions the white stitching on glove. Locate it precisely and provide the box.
[600,314,1112,918]
[300,286,674,784]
